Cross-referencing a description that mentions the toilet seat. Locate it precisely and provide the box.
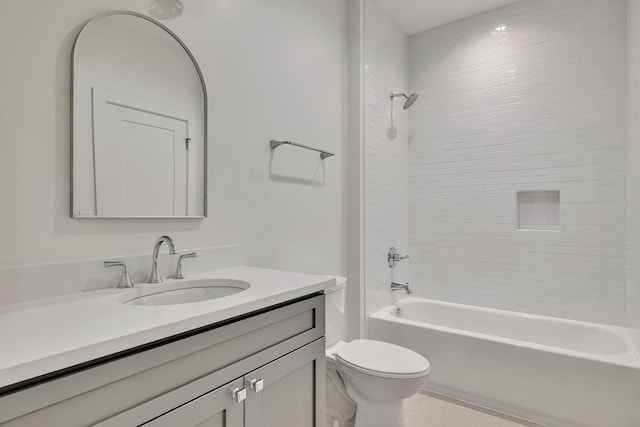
[326,340,348,359]
[335,339,430,379]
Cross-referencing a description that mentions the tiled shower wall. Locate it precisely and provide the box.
[407,0,629,325]
[628,0,640,328]
[364,0,410,318]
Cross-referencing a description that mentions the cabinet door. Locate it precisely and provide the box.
[244,338,325,427]
[141,378,244,427]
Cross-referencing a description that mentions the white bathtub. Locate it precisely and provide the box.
[369,297,640,427]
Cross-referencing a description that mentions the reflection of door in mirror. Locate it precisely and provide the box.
[92,88,197,216]
[72,12,206,218]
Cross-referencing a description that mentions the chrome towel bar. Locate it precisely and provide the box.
[270,139,335,160]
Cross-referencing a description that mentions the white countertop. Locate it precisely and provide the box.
[0,266,335,391]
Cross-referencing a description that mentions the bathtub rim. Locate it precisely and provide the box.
[369,296,640,369]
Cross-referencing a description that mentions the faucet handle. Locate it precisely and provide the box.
[388,247,410,268]
[104,261,134,288]
[174,252,197,279]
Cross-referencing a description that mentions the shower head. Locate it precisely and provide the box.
[390,92,419,110]
[403,93,419,109]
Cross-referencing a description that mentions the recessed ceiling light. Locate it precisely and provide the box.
[492,25,507,34]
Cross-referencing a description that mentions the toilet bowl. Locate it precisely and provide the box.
[325,278,430,427]
[326,343,356,427]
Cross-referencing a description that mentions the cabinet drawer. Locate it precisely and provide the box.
[0,294,324,426]
[141,378,244,427]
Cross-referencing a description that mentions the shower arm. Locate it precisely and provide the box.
[390,91,419,110]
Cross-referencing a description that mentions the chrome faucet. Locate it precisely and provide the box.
[104,260,134,288]
[174,252,197,279]
[147,235,177,284]
[388,247,410,268]
[391,282,413,294]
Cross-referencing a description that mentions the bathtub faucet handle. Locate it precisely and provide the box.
[388,247,410,268]
[391,282,413,294]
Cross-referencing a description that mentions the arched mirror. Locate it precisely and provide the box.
[72,11,206,218]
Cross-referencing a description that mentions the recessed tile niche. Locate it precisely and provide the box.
[517,191,560,231]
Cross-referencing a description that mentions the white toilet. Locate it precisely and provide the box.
[325,277,430,427]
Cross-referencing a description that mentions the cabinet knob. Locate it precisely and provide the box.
[232,387,246,403]
[250,378,264,393]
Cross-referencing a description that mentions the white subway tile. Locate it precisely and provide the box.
[405,0,629,325]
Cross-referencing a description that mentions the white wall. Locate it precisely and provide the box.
[408,0,628,325]
[0,0,347,300]
[628,0,640,328]
[346,0,366,339]
[364,0,410,318]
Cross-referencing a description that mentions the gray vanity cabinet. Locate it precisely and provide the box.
[0,294,325,427]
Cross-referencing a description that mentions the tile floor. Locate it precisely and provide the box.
[405,392,545,427]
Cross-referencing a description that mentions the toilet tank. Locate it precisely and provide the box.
[325,276,348,347]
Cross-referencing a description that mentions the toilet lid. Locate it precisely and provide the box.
[335,339,430,379]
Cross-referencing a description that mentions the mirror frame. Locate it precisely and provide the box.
[71,10,208,218]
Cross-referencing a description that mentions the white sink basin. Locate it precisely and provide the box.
[121,279,250,306]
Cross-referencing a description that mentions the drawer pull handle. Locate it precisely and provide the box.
[232,387,246,403]
[250,378,264,392]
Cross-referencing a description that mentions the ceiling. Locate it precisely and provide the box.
[375,0,522,35]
